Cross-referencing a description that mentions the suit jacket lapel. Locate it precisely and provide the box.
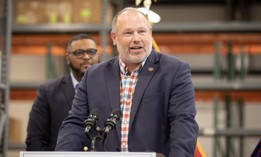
[105,58,121,139]
[129,51,159,130]
[61,74,75,108]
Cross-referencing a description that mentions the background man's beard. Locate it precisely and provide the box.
[69,63,84,77]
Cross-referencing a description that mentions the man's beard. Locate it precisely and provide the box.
[69,62,84,77]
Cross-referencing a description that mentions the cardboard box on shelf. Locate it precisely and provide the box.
[15,0,46,24]
[14,0,113,25]
[72,0,101,23]
[45,0,73,24]
[57,0,73,24]
[45,0,59,24]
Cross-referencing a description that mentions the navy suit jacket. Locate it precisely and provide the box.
[26,74,75,151]
[56,51,198,157]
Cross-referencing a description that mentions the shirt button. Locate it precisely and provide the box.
[124,121,128,125]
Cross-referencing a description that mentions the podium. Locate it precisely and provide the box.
[20,151,156,157]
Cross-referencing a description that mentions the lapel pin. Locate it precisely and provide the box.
[148,67,154,72]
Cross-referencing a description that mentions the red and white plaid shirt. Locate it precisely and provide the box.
[119,59,144,151]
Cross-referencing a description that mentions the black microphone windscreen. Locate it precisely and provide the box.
[112,108,122,119]
[90,108,100,117]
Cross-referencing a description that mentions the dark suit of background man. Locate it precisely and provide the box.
[56,7,199,157]
[26,34,99,151]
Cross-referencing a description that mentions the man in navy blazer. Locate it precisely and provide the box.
[26,34,99,151]
[56,7,198,157]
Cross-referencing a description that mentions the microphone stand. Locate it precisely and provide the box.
[91,135,103,151]
[84,109,122,151]
[84,131,93,142]
[85,127,107,151]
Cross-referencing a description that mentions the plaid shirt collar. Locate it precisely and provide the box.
[119,58,147,76]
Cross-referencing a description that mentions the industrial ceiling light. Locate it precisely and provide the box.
[137,7,161,23]
[136,0,160,23]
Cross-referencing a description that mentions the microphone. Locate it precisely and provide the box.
[101,109,122,148]
[103,109,122,133]
[84,108,100,133]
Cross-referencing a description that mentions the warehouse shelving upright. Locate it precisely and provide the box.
[0,0,12,156]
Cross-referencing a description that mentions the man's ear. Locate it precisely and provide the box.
[65,53,70,64]
[110,32,116,46]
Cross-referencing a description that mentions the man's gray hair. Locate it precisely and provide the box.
[111,7,151,34]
